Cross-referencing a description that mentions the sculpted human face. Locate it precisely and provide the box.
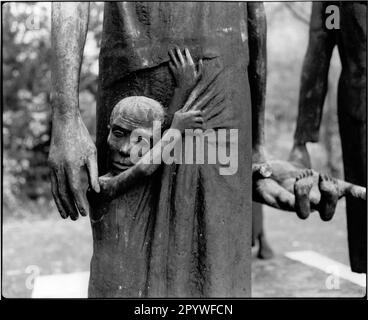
[107,97,164,172]
[107,119,155,172]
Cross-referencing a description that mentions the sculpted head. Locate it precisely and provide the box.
[108,96,164,172]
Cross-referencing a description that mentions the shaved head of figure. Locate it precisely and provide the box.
[108,96,165,172]
[110,96,165,129]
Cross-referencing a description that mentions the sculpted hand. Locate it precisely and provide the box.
[169,47,203,94]
[48,115,100,220]
[252,162,296,211]
[171,110,204,131]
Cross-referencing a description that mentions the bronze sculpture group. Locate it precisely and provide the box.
[49,2,366,297]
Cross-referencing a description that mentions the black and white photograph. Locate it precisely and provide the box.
[1,0,367,307]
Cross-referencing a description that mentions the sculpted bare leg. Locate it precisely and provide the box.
[318,174,339,221]
[294,169,314,219]
[257,232,274,259]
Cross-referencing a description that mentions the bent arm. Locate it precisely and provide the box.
[248,2,267,163]
[90,129,182,202]
[294,2,336,144]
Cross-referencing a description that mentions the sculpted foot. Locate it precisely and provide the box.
[294,169,314,219]
[318,174,339,221]
[257,234,274,260]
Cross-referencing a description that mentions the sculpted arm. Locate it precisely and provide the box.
[247,4,311,215]
[247,2,292,207]
[91,126,187,203]
[49,2,99,221]
[290,2,337,167]
[248,2,267,164]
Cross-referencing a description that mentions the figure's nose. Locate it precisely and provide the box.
[119,140,131,156]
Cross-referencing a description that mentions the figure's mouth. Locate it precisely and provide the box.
[112,161,132,171]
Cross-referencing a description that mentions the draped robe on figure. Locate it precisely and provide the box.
[90,2,253,297]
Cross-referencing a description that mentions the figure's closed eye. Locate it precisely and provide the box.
[112,130,125,138]
[112,126,131,138]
